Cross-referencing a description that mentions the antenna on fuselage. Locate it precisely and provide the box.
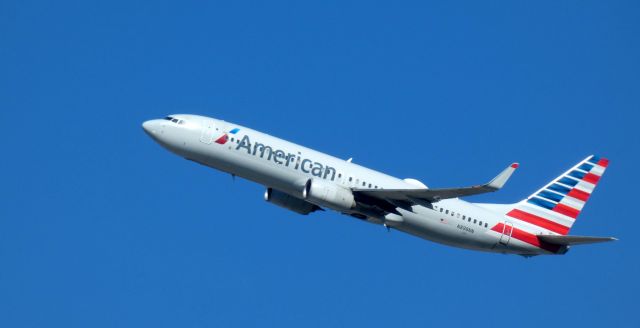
[347,158,353,163]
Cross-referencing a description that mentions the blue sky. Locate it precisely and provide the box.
[1,1,639,327]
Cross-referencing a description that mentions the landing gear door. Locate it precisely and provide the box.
[200,121,215,144]
[499,221,514,246]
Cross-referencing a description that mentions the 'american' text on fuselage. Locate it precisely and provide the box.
[236,135,337,181]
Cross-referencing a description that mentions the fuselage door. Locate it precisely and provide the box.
[499,221,514,246]
[200,121,215,144]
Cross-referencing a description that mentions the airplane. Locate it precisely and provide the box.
[142,114,616,256]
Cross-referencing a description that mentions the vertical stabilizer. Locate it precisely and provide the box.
[504,155,609,235]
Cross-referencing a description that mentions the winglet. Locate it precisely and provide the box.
[487,163,519,190]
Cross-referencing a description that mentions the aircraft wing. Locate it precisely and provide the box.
[352,163,519,210]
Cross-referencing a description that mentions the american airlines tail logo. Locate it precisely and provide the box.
[215,128,240,144]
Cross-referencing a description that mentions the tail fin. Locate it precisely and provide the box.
[505,155,609,235]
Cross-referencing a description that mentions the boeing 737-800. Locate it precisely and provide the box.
[142,114,616,256]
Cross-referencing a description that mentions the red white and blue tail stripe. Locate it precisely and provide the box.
[506,155,609,235]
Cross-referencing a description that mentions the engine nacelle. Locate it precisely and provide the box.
[264,188,320,215]
[303,178,355,211]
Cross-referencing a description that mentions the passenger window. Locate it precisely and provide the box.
[473,219,477,224]
[479,221,482,226]
[468,217,471,222]
[338,173,342,178]
[368,183,372,188]
[362,181,366,186]
[445,210,449,214]
[349,177,352,182]
[171,118,178,123]
[484,223,488,228]
[462,215,466,220]
[451,212,454,217]
[440,208,443,212]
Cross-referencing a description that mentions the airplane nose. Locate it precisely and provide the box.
[142,120,158,136]
[142,119,166,145]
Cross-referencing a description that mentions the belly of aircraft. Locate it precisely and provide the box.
[392,207,505,253]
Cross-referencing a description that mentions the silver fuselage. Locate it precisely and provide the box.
[143,114,551,256]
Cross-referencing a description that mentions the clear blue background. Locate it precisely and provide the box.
[1,1,639,327]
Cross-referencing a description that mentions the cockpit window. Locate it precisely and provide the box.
[164,116,186,124]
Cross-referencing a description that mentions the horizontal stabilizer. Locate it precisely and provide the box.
[537,235,617,246]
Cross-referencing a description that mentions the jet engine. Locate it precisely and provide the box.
[302,178,355,211]
[264,188,321,215]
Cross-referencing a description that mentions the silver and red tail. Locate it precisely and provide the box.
[508,155,609,235]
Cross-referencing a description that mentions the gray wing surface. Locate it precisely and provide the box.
[352,163,519,210]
